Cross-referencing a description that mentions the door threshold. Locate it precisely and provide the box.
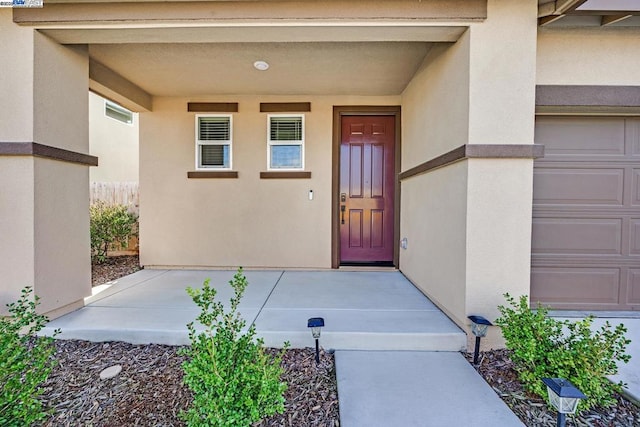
[338,266,398,272]
[339,261,397,272]
[340,261,395,267]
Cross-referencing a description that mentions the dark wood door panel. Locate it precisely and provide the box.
[339,115,395,263]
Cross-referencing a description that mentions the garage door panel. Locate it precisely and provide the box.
[531,267,620,305]
[533,168,624,205]
[629,270,640,304]
[533,117,639,311]
[535,117,625,156]
[532,218,622,255]
[633,169,640,205]
[630,119,640,156]
[631,219,640,255]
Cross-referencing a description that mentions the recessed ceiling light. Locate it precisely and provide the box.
[253,60,270,71]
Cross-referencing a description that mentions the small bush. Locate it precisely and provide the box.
[0,287,59,426]
[90,202,138,263]
[496,294,631,412]
[180,268,288,427]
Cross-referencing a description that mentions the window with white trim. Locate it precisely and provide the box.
[105,100,133,125]
[267,114,304,170]
[196,114,232,169]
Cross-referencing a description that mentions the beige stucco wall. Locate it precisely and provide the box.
[34,33,89,153]
[34,159,91,315]
[399,0,537,348]
[0,11,35,315]
[468,0,537,145]
[401,36,469,167]
[400,163,469,324]
[0,158,35,316]
[140,95,399,269]
[0,19,91,317]
[34,32,91,315]
[89,91,139,182]
[399,28,470,324]
[0,10,34,142]
[537,28,640,85]
[465,159,533,346]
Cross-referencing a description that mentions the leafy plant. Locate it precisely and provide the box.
[496,294,631,412]
[180,268,288,427]
[0,287,59,426]
[89,201,138,263]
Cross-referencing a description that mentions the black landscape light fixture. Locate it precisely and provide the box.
[467,315,492,365]
[307,317,325,365]
[542,377,587,427]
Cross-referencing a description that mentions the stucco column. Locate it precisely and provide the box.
[0,10,93,318]
[464,0,538,348]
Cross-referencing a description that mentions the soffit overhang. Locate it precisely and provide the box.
[538,0,640,27]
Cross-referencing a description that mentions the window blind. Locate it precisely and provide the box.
[200,145,228,167]
[199,116,231,141]
[270,117,303,141]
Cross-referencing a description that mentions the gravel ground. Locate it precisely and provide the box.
[39,340,339,427]
[91,255,141,286]
[465,349,640,427]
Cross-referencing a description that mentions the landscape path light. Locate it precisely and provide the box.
[307,317,324,365]
[467,315,492,365]
[542,377,587,427]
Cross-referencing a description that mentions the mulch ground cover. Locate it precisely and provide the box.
[40,341,339,427]
[92,255,141,287]
[465,349,640,427]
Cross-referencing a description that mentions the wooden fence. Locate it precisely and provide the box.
[90,182,139,215]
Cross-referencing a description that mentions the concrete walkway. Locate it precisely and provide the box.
[336,351,523,426]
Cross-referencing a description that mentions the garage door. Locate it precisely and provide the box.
[532,117,640,311]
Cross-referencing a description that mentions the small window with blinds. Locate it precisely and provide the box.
[267,114,304,170]
[196,114,232,169]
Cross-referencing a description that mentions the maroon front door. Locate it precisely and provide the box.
[339,115,395,264]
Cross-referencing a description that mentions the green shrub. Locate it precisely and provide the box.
[90,201,138,263]
[496,294,631,412]
[180,268,288,427]
[0,287,59,426]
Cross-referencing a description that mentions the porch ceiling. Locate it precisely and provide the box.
[87,41,434,97]
[34,23,464,99]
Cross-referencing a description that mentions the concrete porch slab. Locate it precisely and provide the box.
[265,270,437,310]
[41,269,466,352]
[89,270,281,311]
[255,308,465,350]
[335,351,524,427]
[44,307,198,345]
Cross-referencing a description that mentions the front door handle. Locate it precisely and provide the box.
[341,205,346,224]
